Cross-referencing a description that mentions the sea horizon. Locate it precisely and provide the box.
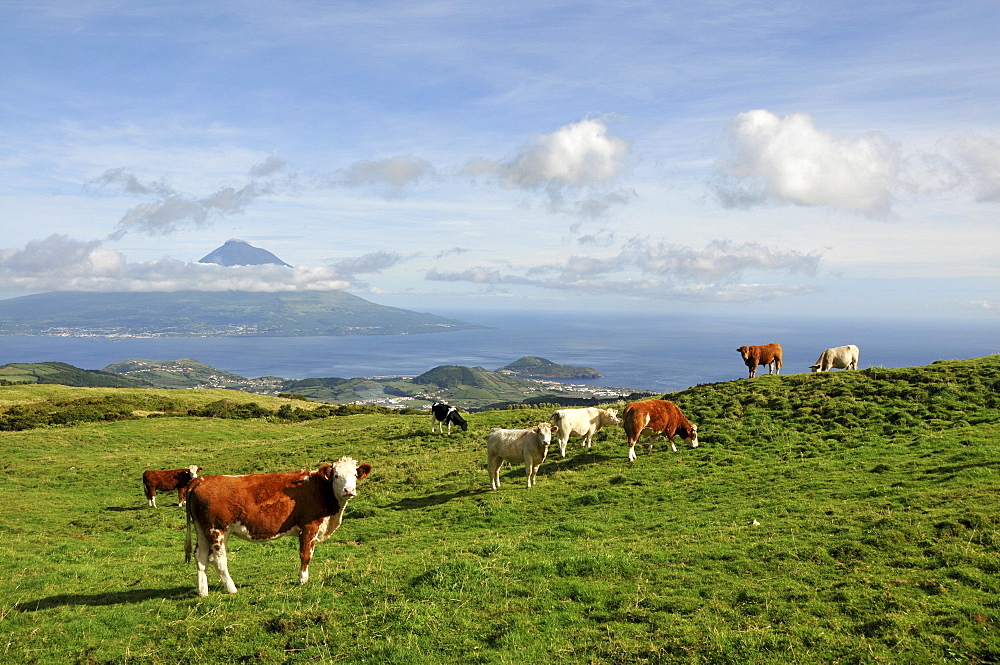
[0,309,996,395]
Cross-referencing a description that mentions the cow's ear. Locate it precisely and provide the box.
[550,426,558,433]
[317,464,334,480]
[531,426,540,434]
[356,463,372,479]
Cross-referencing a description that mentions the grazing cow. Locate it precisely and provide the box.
[810,345,860,372]
[551,407,620,458]
[142,464,201,508]
[184,457,372,596]
[622,400,698,462]
[431,402,468,434]
[737,343,783,378]
[487,423,558,489]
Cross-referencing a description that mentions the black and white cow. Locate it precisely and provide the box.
[431,402,468,434]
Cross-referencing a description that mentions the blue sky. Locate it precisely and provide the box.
[1,1,998,318]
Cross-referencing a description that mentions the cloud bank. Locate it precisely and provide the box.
[0,235,359,292]
[427,238,821,302]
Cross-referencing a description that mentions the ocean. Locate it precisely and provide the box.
[0,310,996,394]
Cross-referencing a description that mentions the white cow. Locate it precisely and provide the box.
[486,423,557,490]
[810,345,860,372]
[551,407,620,458]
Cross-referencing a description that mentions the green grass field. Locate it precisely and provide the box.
[2,358,998,664]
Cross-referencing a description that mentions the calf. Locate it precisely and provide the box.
[737,343,783,378]
[142,464,201,508]
[622,400,698,462]
[487,423,557,489]
[811,345,860,372]
[551,407,620,457]
[184,457,372,596]
[431,402,468,434]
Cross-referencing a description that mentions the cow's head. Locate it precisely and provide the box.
[736,346,750,360]
[684,422,699,448]
[603,408,621,426]
[809,364,821,373]
[532,423,557,445]
[187,464,202,478]
[319,457,373,499]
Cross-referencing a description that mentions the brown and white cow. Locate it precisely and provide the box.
[810,345,860,372]
[551,407,620,457]
[737,343,783,378]
[487,423,558,489]
[184,457,372,596]
[142,464,201,508]
[622,400,698,462]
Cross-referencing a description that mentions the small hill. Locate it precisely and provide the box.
[500,356,601,379]
[0,362,150,388]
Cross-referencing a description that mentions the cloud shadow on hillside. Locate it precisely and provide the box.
[16,587,192,612]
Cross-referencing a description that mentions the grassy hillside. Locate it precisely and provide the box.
[0,361,151,388]
[1,357,998,663]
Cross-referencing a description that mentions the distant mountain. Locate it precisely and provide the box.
[199,239,291,267]
[499,356,602,379]
[0,290,484,337]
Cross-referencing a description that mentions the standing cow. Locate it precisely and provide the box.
[142,464,201,508]
[486,423,557,489]
[810,345,860,372]
[431,402,468,434]
[622,400,698,462]
[551,407,620,457]
[184,457,372,596]
[737,343,783,378]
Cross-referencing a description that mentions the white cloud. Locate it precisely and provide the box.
[90,168,274,240]
[464,118,632,217]
[340,156,436,195]
[331,251,404,276]
[712,110,899,218]
[950,135,1000,202]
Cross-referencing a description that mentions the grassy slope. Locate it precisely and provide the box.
[1,358,998,663]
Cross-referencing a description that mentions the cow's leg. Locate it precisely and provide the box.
[149,492,156,508]
[627,440,638,462]
[193,525,212,596]
[298,530,318,585]
[488,456,501,490]
[669,435,677,453]
[208,529,238,594]
[446,420,452,435]
[584,431,594,449]
[558,436,569,458]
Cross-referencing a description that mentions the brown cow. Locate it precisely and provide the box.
[622,400,698,462]
[184,457,372,596]
[737,343,783,378]
[142,464,201,508]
